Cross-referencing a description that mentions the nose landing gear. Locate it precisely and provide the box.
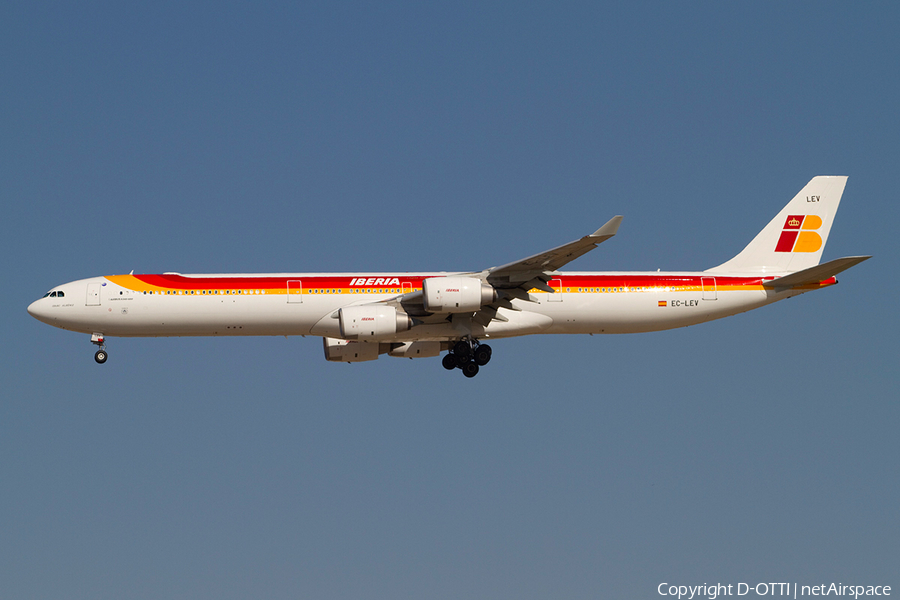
[91,333,108,364]
[443,339,492,377]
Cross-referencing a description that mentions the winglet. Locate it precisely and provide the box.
[591,215,623,239]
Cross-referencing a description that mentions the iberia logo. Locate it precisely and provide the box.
[775,214,823,253]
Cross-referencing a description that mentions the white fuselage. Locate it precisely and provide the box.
[27,270,818,342]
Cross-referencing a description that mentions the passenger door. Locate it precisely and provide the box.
[701,277,717,301]
[86,283,101,306]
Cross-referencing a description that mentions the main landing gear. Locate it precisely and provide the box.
[91,333,108,364]
[442,339,492,378]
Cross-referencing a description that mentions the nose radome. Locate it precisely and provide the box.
[27,299,49,322]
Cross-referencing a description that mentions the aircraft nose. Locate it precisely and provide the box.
[27,299,50,323]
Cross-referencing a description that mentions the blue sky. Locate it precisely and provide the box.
[2,2,898,598]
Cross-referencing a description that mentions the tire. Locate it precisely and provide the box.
[442,353,458,370]
[462,361,479,378]
[94,350,108,364]
[453,340,472,360]
[474,345,492,366]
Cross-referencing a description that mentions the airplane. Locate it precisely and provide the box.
[27,176,869,377]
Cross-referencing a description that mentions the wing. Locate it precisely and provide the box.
[486,215,623,287]
[379,216,624,328]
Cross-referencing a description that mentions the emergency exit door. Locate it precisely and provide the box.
[287,280,303,303]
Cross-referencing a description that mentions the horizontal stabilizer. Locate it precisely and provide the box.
[762,256,870,289]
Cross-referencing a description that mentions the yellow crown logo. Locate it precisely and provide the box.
[788,217,801,227]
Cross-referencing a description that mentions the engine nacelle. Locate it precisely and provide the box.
[339,305,412,341]
[323,337,382,362]
[422,277,496,313]
[388,341,442,358]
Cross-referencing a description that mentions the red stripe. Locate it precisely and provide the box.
[131,273,770,291]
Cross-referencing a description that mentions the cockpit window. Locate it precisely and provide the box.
[50,292,57,297]
[57,291,65,297]
[42,292,51,298]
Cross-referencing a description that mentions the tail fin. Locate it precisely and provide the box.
[706,176,848,274]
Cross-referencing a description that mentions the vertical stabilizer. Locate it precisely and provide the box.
[706,176,847,274]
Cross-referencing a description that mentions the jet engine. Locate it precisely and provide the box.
[338,305,412,341]
[422,277,496,313]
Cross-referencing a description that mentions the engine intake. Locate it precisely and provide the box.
[423,277,496,313]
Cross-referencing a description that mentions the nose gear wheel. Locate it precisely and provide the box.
[91,333,108,364]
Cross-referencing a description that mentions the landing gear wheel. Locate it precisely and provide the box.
[94,349,108,364]
[442,353,458,370]
[462,361,479,378]
[474,344,492,366]
[453,340,472,360]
